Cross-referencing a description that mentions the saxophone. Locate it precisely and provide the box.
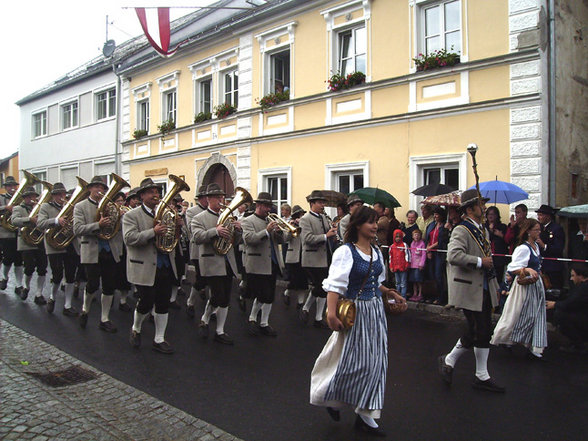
[0,171,42,232]
[21,180,53,246]
[96,173,130,240]
[45,177,89,250]
[213,187,253,255]
[154,175,190,253]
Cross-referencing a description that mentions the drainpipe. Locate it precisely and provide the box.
[113,64,122,176]
[548,0,556,205]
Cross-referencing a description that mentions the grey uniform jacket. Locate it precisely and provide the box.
[338,213,350,243]
[285,232,302,264]
[73,198,122,264]
[37,202,65,255]
[186,204,205,260]
[11,204,41,251]
[300,211,330,268]
[122,205,177,286]
[191,209,238,277]
[0,193,17,239]
[241,214,284,275]
[447,223,500,311]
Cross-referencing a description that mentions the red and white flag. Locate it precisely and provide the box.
[135,7,187,57]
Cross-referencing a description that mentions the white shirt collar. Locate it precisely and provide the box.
[143,204,154,215]
[466,217,483,230]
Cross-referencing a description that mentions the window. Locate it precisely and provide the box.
[60,167,78,190]
[423,166,459,190]
[32,111,47,137]
[422,0,461,54]
[32,171,47,195]
[335,170,364,194]
[137,100,150,132]
[268,50,290,94]
[198,79,212,114]
[96,88,116,120]
[337,26,366,76]
[266,174,288,207]
[163,90,176,123]
[61,102,78,130]
[223,71,239,107]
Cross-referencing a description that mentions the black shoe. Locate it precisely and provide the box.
[299,309,309,324]
[283,292,290,306]
[472,377,505,393]
[326,407,340,422]
[238,296,246,312]
[0,279,7,290]
[313,319,329,329]
[214,333,234,345]
[354,415,386,437]
[47,299,55,313]
[34,295,47,305]
[79,312,88,329]
[438,355,453,385]
[152,341,174,354]
[99,320,118,333]
[260,325,277,337]
[177,287,186,297]
[186,304,195,318]
[169,300,181,310]
[18,287,27,300]
[118,302,132,312]
[62,307,79,317]
[197,321,209,339]
[130,330,141,348]
[248,320,260,336]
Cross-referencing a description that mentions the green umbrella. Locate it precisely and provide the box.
[557,204,588,218]
[349,187,401,208]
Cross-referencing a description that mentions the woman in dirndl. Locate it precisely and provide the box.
[310,206,405,437]
[491,218,548,359]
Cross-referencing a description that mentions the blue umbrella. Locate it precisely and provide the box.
[467,179,528,204]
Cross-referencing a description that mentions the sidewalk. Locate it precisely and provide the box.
[0,319,243,441]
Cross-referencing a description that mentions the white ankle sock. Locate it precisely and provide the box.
[260,303,272,327]
[14,265,23,286]
[24,274,32,290]
[474,347,490,381]
[249,299,261,322]
[445,339,468,368]
[82,290,95,314]
[201,300,213,324]
[51,283,60,301]
[64,283,74,309]
[153,313,168,344]
[302,292,315,312]
[132,310,147,333]
[36,276,46,297]
[119,290,128,304]
[315,297,326,321]
[215,307,228,335]
[1,263,10,280]
[359,415,379,428]
[100,294,114,322]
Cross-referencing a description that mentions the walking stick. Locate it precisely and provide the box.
[467,143,485,224]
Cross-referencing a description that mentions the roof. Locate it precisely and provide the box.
[0,152,18,167]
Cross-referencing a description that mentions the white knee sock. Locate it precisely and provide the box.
[315,297,326,321]
[64,283,74,309]
[100,294,114,322]
[260,303,272,327]
[170,286,178,303]
[82,290,95,314]
[36,276,46,297]
[474,347,490,381]
[153,312,168,344]
[1,263,10,280]
[51,283,60,301]
[119,290,128,304]
[359,415,379,428]
[14,265,23,286]
[24,274,32,290]
[302,292,316,312]
[284,289,290,297]
[297,290,306,305]
[249,299,261,322]
[132,309,148,333]
[445,339,468,368]
[201,300,213,324]
[187,287,198,306]
[215,307,228,335]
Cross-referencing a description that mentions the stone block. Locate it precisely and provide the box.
[510,106,541,123]
[511,78,540,95]
[509,10,539,32]
[510,60,540,79]
[509,0,539,14]
[511,158,541,175]
[511,140,541,157]
[510,123,541,140]
[511,175,541,192]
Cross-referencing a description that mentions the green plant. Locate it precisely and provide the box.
[214,103,237,119]
[158,119,176,135]
[194,112,212,123]
[413,48,460,72]
[327,71,366,92]
[256,90,290,112]
[132,129,148,139]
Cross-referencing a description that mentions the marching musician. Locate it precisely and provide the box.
[283,205,308,309]
[73,176,123,333]
[242,192,284,337]
[0,176,24,294]
[185,185,209,318]
[113,192,132,312]
[337,194,364,241]
[125,187,141,209]
[11,186,48,304]
[299,190,338,329]
[191,183,240,345]
[37,182,78,316]
[125,178,179,354]
[66,188,86,299]
[169,193,188,310]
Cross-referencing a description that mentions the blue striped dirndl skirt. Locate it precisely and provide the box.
[510,279,547,350]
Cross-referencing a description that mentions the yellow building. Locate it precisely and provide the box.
[0,152,19,194]
[119,0,551,219]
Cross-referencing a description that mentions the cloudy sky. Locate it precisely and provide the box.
[1,0,217,160]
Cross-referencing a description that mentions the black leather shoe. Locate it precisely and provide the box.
[169,300,181,310]
[283,291,290,306]
[248,320,259,336]
[326,407,340,422]
[472,377,505,393]
[118,302,132,312]
[214,333,234,345]
[197,321,209,339]
[62,307,79,317]
[313,319,329,329]
[79,312,88,329]
[34,295,47,305]
[99,320,118,333]
[0,279,7,290]
[438,355,453,385]
[130,330,141,348]
[152,341,174,354]
[186,304,195,318]
[260,325,277,337]
[354,415,386,437]
[47,299,55,313]
[238,296,246,312]
[299,309,309,324]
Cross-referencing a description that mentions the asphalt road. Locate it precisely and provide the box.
[1,280,587,441]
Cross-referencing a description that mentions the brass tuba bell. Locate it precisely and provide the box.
[153,175,190,253]
[96,173,130,240]
[213,187,253,255]
[0,171,43,232]
[21,180,53,246]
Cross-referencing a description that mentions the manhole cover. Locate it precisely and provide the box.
[26,365,98,387]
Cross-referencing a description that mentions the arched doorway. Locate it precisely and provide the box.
[203,163,235,195]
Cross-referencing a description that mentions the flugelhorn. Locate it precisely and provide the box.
[21,180,53,246]
[267,213,301,237]
[0,171,43,232]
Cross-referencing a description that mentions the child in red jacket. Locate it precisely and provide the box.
[389,229,410,298]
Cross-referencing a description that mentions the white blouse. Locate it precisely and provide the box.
[322,244,386,296]
[507,242,540,272]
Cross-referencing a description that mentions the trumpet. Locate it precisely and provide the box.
[267,213,301,237]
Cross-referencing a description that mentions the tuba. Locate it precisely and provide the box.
[0,171,42,232]
[154,174,190,253]
[96,173,130,240]
[267,213,301,237]
[45,177,89,250]
[213,187,253,255]
[21,180,53,246]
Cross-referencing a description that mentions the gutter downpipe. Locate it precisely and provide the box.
[548,0,556,205]
[113,64,122,176]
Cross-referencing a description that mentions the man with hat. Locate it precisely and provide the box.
[73,176,123,333]
[124,178,179,354]
[36,182,78,315]
[438,189,504,393]
[125,187,141,209]
[185,185,209,317]
[535,204,565,290]
[11,186,48,304]
[191,183,241,345]
[299,190,338,328]
[242,192,284,336]
[338,194,364,242]
[0,176,24,294]
[283,204,309,308]
[169,193,188,310]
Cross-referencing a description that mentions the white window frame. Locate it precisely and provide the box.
[196,76,213,114]
[137,99,150,133]
[220,69,239,108]
[258,166,292,207]
[32,110,47,138]
[132,82,152,136]
[31,169,48,195]
[58,165,79,191]
[162,89,177,124]
[60,100,79,131]
[324,161,369,216]
[256,22,297,98]
[336,24,367,76]
[95,87,116,121]
[157,71,180,125]
[265,48,291,95]
[151,177,168,197]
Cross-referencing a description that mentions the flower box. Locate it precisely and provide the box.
[257,90,290,112]
[327,71,366,92]
[214,103,237,119]
[413,49,460,72]
[157,120,176,135]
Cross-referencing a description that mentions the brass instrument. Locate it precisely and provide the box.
[267,213,301,237]
[154,174,190,253]
[21,180,53,246]
[96,173,130,240]
[45,177,89,250]
[0,171,42,232]
[213,187,253,255]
